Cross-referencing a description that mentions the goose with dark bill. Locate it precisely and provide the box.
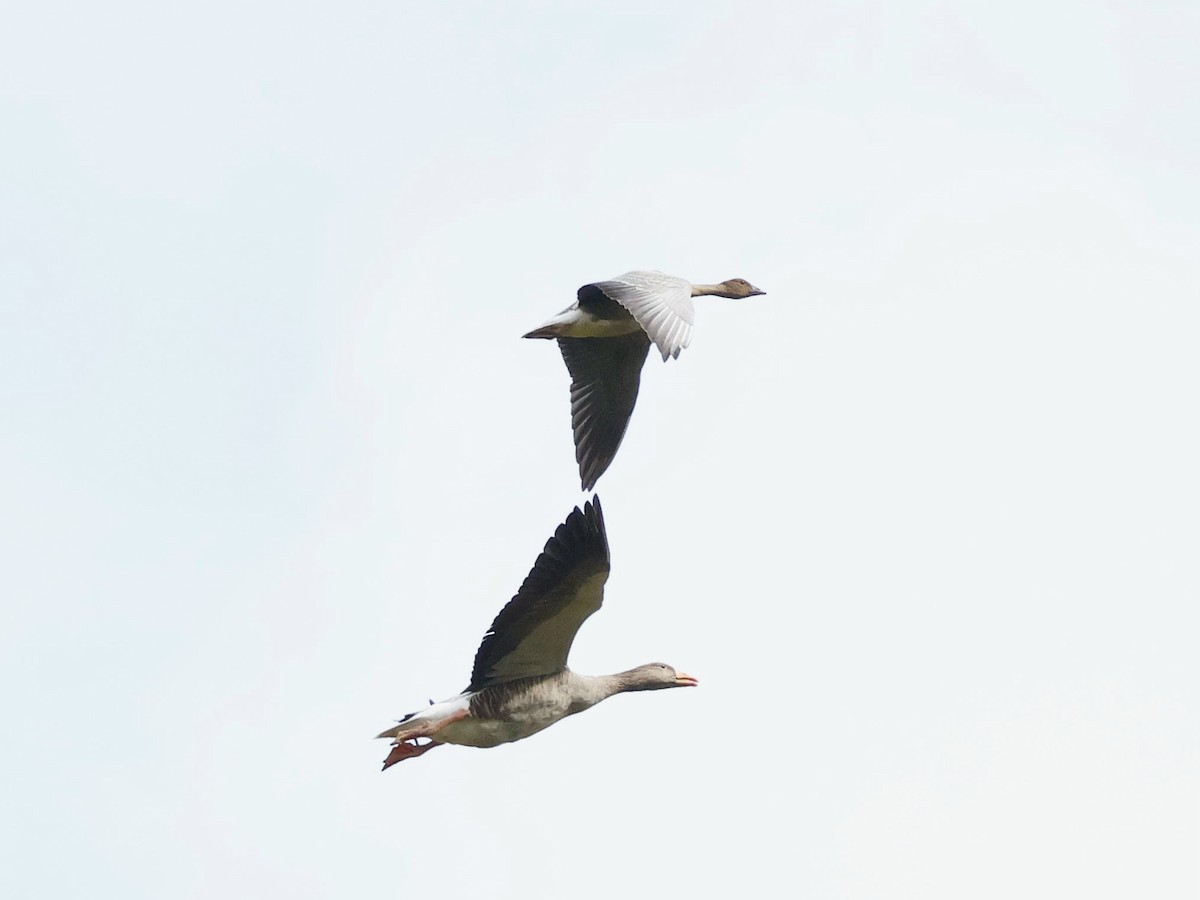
[524,270,765,489]
[376,497,697,769]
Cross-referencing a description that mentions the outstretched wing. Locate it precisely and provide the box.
[583,270,695,362]
[557,332,651,491]
[468,498,611,691]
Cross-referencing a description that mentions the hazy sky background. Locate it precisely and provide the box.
[2,2,1197,897]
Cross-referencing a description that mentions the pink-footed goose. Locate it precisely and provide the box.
[524,270,765,490]
[376,497,696,769]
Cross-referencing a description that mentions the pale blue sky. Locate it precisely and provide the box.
[2,2,1197,898]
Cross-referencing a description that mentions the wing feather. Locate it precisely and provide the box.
[468,499,611,690]
[586,270,695,361]
[558,333,651,490]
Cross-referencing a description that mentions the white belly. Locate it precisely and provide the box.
[535,305,642,339]
[437,718,536,748]
[438,699,576,748]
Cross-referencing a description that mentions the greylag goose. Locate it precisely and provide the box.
[524,270,765,489]
[376,497,696,769]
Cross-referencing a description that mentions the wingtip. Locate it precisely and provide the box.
[564,495,606,538]
[583,494,605,541]
[579,464,600,492]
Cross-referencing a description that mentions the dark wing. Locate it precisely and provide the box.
[575,282,632,321]
[468,498,611,691]
[557,332,651,491]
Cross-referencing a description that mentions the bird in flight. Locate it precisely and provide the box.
[376,497,697,769]
[524,270,765,489]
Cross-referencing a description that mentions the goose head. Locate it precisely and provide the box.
[620,663,700,691]
[692,278,766,299]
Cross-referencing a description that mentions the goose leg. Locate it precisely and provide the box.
[382,739,442,770]
[379,707,469,770]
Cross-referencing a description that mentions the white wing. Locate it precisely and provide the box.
[589,270,695,362]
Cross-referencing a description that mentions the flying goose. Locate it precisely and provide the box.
[376,497,696,769]
[524,270,765,490]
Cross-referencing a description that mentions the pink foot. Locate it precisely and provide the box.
[382,739,442,770]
